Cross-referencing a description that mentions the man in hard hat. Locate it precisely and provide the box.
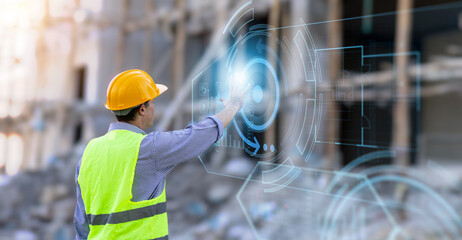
[74,69,249,239]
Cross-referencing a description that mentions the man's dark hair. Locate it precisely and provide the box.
[115,101,150,122]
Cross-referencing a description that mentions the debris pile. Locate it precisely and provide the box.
[2,150,462,240]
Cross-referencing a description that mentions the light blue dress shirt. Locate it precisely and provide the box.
[74,116,224,239]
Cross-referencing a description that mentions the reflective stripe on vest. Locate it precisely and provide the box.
[78,130,168,239]
[87,201,167,225]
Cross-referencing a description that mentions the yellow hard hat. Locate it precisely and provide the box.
[105,69,168,111]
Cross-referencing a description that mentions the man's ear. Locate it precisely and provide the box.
[138,104,146,116]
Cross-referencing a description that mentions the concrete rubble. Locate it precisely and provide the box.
[0,147,257,239]
[1,148,462,239]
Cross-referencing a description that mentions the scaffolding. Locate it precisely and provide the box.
[0,0,461,176]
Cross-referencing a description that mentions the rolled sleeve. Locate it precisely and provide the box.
[205,115,224,141]
[148,116,224,170]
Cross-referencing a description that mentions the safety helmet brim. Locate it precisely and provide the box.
[156,84,168,97]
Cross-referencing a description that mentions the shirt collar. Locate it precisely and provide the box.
[108,122,147,135]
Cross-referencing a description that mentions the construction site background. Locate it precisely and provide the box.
[1,0,462,239]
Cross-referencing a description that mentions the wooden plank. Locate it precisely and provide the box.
[325,0,343,169]
[115,0,130,73]
[171,0,186,129]
[392,0,413,222]
[264,0,281,160]
[393,0,413,167]
[143,0,154,72]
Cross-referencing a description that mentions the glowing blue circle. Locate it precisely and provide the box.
[241,58,280,131]
[270,145,275,152]
[263,144,268,151]
[252,85,263,103]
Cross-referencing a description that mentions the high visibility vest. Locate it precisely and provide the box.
[78,130,168,240]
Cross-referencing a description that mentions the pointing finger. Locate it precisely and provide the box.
[243,83,251,94]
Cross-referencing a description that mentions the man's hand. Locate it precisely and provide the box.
[219,74,251,109]
[216,74,251,127]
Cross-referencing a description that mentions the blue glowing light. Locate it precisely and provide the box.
[252,85,263,103]
[240,57,280,132]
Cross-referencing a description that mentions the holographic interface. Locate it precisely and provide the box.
[190,1,462,239]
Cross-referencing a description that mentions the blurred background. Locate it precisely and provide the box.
[1,0,462,239]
